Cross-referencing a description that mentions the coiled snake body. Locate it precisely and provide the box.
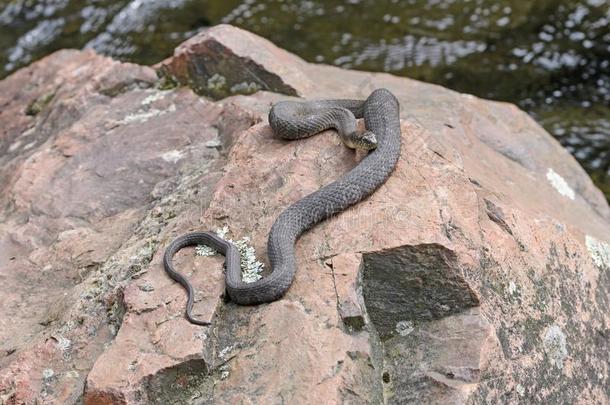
[164,88,401,325]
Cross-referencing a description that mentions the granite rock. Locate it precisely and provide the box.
[0,25,608,405]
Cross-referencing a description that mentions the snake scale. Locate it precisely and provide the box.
[164,88,401,325]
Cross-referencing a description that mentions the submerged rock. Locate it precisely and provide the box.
[0,25,608,405]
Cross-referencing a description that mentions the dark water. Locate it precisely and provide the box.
[1,0,609,199]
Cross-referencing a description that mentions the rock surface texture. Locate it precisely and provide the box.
[0,24,608,405]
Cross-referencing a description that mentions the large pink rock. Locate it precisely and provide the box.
[0,49,255,404]
[0,25,608,404]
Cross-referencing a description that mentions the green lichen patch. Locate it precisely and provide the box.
[25,91,55,115]
[156,72,180,91]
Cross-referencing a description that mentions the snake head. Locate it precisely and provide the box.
[356,131,378,150]
[343,130,378,150]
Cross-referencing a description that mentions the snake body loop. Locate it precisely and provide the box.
[164,88,401,323]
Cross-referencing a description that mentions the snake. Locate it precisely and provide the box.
[163,88,401,325]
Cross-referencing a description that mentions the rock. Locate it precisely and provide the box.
[0,24,608,405]
[156,24,311,99]
[0,49,255,404]
[362,244,480,340]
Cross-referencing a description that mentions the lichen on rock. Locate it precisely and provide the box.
[586,234,610,269]
[546,168,576,200]
[543,324,568,370]
[195,226,264,283]
[25,90,54,115]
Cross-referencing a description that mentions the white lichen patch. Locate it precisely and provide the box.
[42,369,55,379]
[122,109,162,124]
[219,345,234,359]
[195,244,217,257]
[516,384,526,397]
[585,235,610,269]
[546,168,575,200]
[141,89,170,106]
[195,329,209,342]
[121,108,160,124]
[205,139,222,148]
[61,320,76,332]
[395,320,415,336]
[8,140,22,152]
[219,365,230,380]
[195,226,264,283]
[55,336,72,352]
[507,280,518,295]
[543,324,568,369]
[23,140,37,150]
[235,236,264,283]
[21,126,36,137]
[120,104,176,125]
[160,150,184,164]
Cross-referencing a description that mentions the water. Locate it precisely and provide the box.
[1,0,608,199]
